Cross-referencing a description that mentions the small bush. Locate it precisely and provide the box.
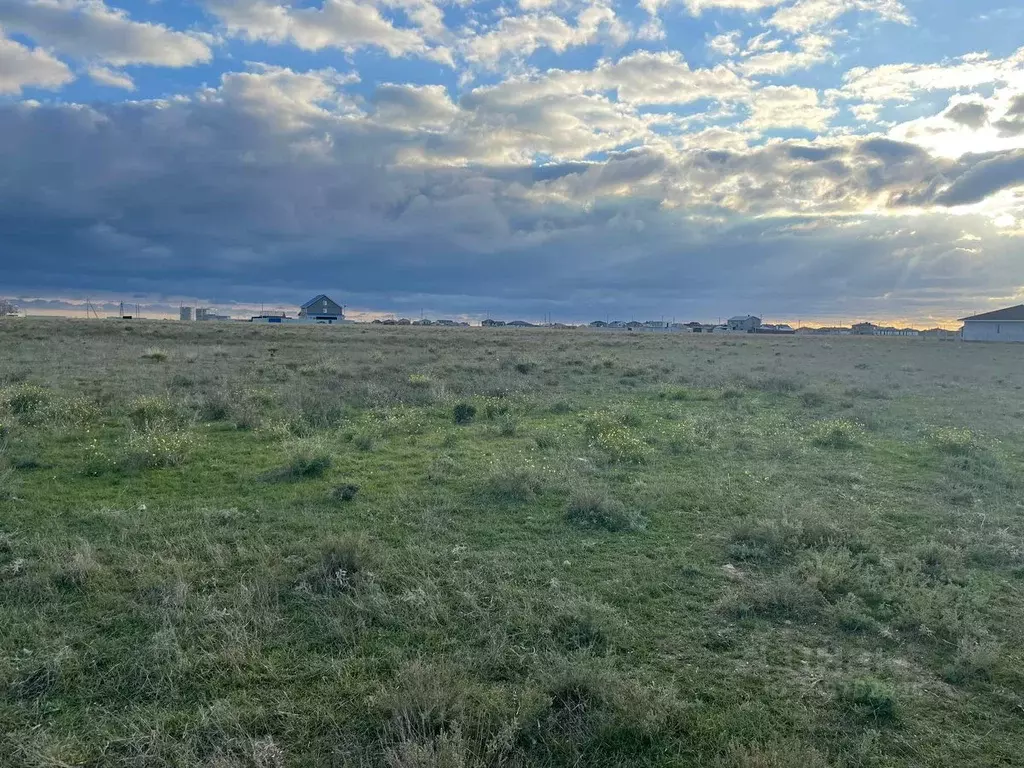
[141,347,169,362]
[829,594,880,633]
[87,427,198,473]
[726,575,825,621]
[332,483,360,502]
[836,678,898,723]
[264,449,332,482]
[54,542,101,590]
[550,401,574,414]
[197,391,232,422]
[551,608,611,654]
[928,426,977,456]
[497,414,519,437]
[583,411,651,464]
[408,373,432,388]
[303,539,363,593]
[944,638,999,685]
[352,432,376,451]
[128,394,181,429]
[728,517,850,563]
[428,455,458,483]
[799,390,827,408]
[453,402,477,425]
[565,486,644,532]
[534,431,557,450]
[486,463,544,502]
[4,384,48,416]
[810,419,863,449]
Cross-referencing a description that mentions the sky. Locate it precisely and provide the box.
[2,0,1024,326]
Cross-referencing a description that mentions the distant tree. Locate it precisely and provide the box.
[0,299,17,317]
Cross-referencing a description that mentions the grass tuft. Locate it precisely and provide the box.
[140,347,169,362]
[836,678,898,723]
[565,486,644,532]
[453,402,477,425]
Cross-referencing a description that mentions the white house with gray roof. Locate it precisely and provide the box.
[960,304,1024,342]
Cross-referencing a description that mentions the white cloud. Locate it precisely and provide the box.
[87,64,134,90]
[461,2,629,69]
[739,32,833,75]
[686,0,782,13]
[0,0,211,67]
[708,31,741,57]
[769,0,910,34]
[0,33,73,94]
[747,85,835,130]
[839,48,1024,105]
[207,0,449,61]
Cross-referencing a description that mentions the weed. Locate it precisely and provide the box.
[944,638,999,685]
[303,538,363,593]
[836,678,898,724]
[830,594,880,633]
[141,347,169,362]
[4,383,48,415]
[332,483,360,502]
[582,411,651,464]
[486,463,544,502]
[799,390,827,408]
[128,394,181,429]
[497,413,519,437]
[725,574,825,621]
[565,486,644,532]
[353,432,376,451]
[54,541,101,590]
[453,402,477,425]
[928,426,978,456]
[264,449,332,482]
[428,455,458,483]
[408,373,432,388]
[810,419,863,449]
[551,608,611,654]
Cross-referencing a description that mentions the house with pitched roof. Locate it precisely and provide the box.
[960,304,1024,342]
[298,295,345,323]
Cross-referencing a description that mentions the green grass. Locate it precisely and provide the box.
[1,319,1024,766]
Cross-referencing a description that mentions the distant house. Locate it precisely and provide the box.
[852,322,878,335]
[921,328,958,340]
[299,295,345,323]
[608,321,626,328]
[481,318,505,327]
[960,304,1024,342]
[644,320,667,329]
[755,323,795,335]
[507,320,534,327]
[590,320,608,328]
[727,315,761,332]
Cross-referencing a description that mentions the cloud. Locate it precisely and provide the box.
[707,31,740,57]
[685,0,782,13]
[206,0,448,61]
[0,0,211,67]
[769,0,910,34]
[3,69,1024,320]
[994,94,1024,137]
[738,33,833,75]
[0,33,73,94]
[461,2,629,69]
[87,64,134,90]
[746,85,835,130]
[945,101,989,129]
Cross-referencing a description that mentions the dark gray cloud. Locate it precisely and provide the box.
[945,102,989,129]
[994,94,1024,137]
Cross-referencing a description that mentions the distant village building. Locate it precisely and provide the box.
[507,320,534,327]
[481,318,506,327]
[755,323,796,335]
[960,304,1024,342]
[179,306,193,322]
[298,295,345,323]
[727,315,762,332]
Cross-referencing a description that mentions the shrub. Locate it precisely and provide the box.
[944,638,999,685]
[836,678,898,723]
[497,414,519,437]
[453,402,477,425]
[486,463,544,502]
[141,347,169,362]
[197,391,232,422]
[264,449,332,482]
[830,594,880,633]
[87,427,198,473]
[582,411,651,464]
[746,375,802,394]
[725,574,825,621]
[303,538,363,593]
[799,390,827,408]
[565,486,644,532]
[408,373,432,388]
[551,608,611,654]
[4,384,48,416]
[332,483,360,502]
[810,419,863,449]
[128,394,181,429]
[928,426,977,456]
[352,432,376,452]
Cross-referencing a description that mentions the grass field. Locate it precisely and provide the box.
[2,319,1023,767]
